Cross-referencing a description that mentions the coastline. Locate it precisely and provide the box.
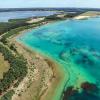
[9,19,64,40]
[16,39,68,100]
[1,11,100,100]
[6,14,98,99]
[74,15,90,20]
[8,26,69,100]
[74,11,100,20]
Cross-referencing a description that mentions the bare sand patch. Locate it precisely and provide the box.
[0,53,10,79]
[26,17,45,24]
[74,11,100,20]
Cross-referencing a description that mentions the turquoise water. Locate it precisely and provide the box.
[17,17,100,100]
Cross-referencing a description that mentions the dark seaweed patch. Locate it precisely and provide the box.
[81,82,98,93]
[63,83,100,100]
[63,86,78,100]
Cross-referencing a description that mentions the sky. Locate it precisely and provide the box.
[0,0,100,8]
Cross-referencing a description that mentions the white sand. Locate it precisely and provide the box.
[27,17,45,23]
[74,16,90,20]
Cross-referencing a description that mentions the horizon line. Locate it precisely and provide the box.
[1,7,100,9]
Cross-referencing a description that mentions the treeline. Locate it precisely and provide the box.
[45,13,78,21]
[0,23,42,44]
[1,26,29,44]
[1,90,15,100]
[45,15,63,20]
[0,43,27,94]
[0,19,30,35]
[64,13,79,18]
[8,18,30,23]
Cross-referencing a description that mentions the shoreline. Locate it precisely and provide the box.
[7,14,97,100]
[74,15,90,20]
[9,25,69,100]
[1,11,100,100]
[16,39,68,100]
[10,19,64,40]
[74,11,100,20]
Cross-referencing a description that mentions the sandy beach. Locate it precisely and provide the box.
[74,15,90,20]
[6,13,99,99]
[8,30,67,100]
[74,11,100,20]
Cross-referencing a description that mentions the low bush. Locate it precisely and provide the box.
[0,43,27,93]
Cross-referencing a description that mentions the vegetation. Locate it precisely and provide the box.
[0,20,30,35]
[0,24,40,44]
[0,26,29,44]
[8,18,30,22]
[0,90,15,100]
[64,13,78,18]
[45,15,62,20]
[0,43,27,94]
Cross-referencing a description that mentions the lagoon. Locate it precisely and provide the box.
[17,17,100,100]
[0,11,58,22]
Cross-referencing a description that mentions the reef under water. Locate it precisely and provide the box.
[17,17,100,100]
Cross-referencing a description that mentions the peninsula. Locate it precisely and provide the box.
[0,9,100,100]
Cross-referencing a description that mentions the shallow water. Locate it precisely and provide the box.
[17,17,100,100]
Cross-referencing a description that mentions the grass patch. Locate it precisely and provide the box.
[0,53,10,79]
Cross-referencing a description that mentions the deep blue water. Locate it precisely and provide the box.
[0,11,58,22]
[17,17,100,100]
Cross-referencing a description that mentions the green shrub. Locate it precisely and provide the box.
[45,15,62,20]
[0,20,29,35]
[0,43,27,93]
[1,90,15,100]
